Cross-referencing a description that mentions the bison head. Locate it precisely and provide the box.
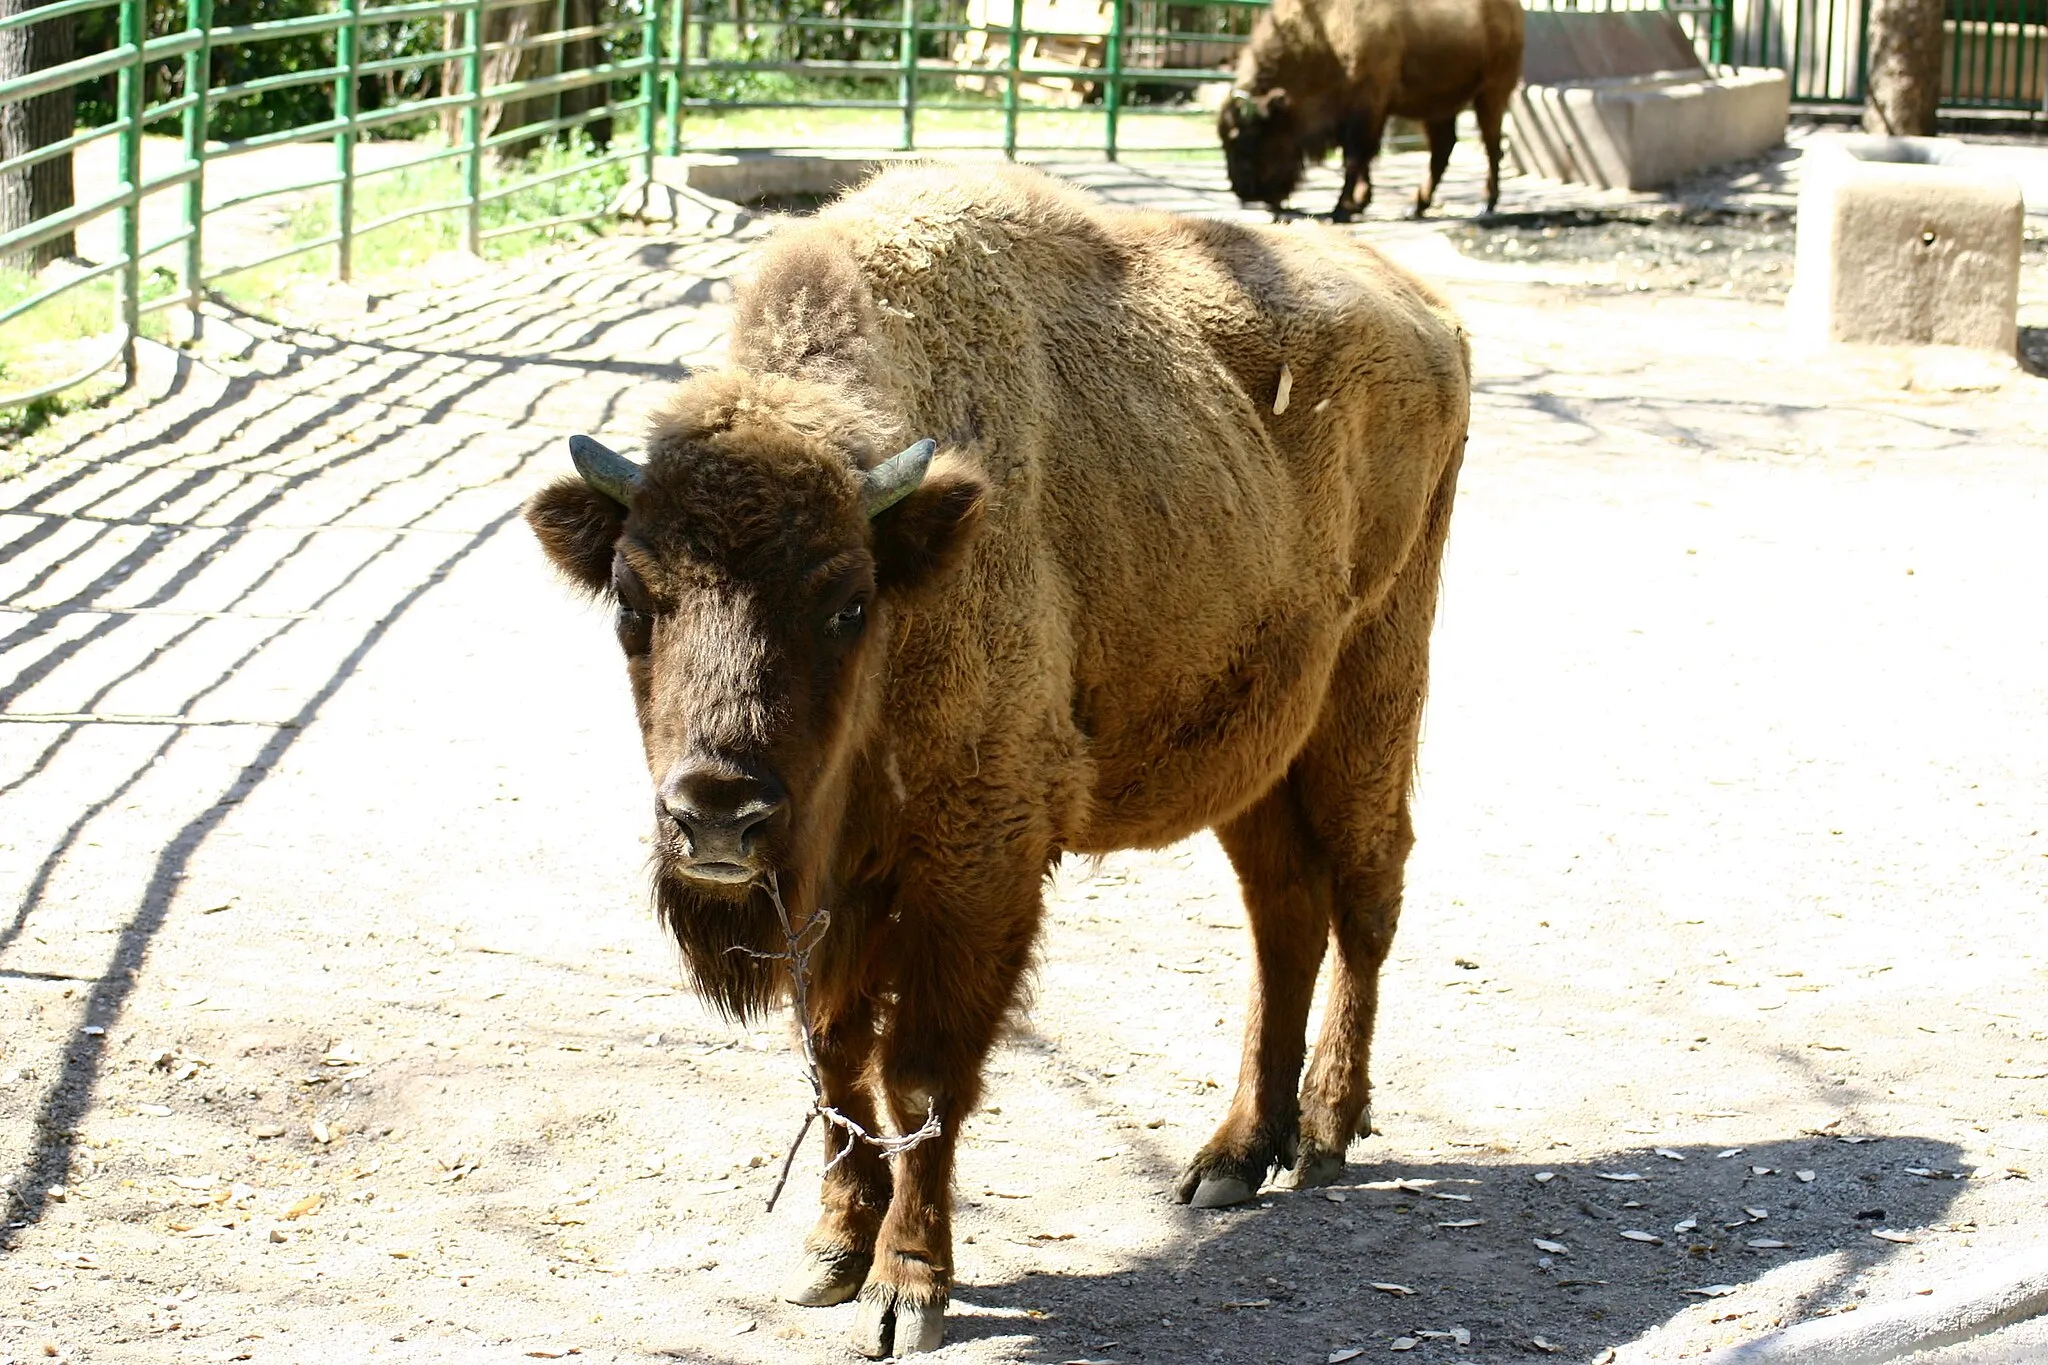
[524,374,988,1016]
[1218,87,1302,213]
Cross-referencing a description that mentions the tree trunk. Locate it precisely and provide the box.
[1863,0,1945,136]
[0,0,78,272]
[441,0,611,166]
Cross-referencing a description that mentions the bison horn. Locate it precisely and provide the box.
[860,438,936,517]
[569,434,644,507]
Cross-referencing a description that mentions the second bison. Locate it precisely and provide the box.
[1220,0,1525,220]
[525,164,1470,1356]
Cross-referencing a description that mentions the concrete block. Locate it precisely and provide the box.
[1510,67,1790,191]
[1789,139,2025,355]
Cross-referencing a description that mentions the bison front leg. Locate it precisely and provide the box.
[783,992,892,1307]
[1177,784,1332,1207]
[852,874,1039,1357]
[1332,109,1387,223]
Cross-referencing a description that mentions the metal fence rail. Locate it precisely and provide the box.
[0,0,664,410]
[4,0,2044,414]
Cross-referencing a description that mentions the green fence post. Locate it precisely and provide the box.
[1103,0,1122,159]
[463,0,483,255]
[181,0,213,331]
[116,0,143,385]
[336,0,361,281]
[899,0,917,151]
[1003,0,1023,159]
[640,0,660,186]
[668,0,688,154]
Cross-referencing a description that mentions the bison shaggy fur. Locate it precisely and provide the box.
[525,163,1470,1357]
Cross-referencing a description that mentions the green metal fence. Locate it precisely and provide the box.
[0,0,665,411]
[5,0,2044,415]
[1721,0,2046,111]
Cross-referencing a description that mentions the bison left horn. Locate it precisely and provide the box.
[860,438,936,517]
[568,434,644,507]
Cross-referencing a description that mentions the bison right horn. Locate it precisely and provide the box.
[859,438,936,517]
[568,434,644,507]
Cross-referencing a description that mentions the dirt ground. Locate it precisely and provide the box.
[3,143,2048,1365]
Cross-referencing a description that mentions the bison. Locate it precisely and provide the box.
[1218,0,1525,221]
[525,164,1470,1357]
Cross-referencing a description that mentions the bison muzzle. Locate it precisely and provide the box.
[525,164,1471,1356]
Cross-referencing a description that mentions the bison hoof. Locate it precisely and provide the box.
[1190,1174,1259,1208]
[852,1284,946,1357]
[781,1246,871,1306]
[1277,1148,1347,1191]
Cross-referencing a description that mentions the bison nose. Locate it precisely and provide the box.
[659,760,786,869]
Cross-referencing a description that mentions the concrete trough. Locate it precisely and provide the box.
[1509,11,1790,192]
[1789,137,2026,356]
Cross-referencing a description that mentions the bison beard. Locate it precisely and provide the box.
[656,872,787,1020]
[524,163,1472,1357]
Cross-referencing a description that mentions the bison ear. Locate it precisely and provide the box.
[1261,88,1289,118]
[526,477,625,597]
[872,458,989,598]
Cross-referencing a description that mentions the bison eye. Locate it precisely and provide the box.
[826,598,867,638]
[616,607,652,656]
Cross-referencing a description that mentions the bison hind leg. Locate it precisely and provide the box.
[1175,782,1332,1208]
[1415,116,1459,218]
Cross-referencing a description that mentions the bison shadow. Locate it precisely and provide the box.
[939,1135,1972,1362]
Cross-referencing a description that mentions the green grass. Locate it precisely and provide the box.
[0,266,178,444]
[674,97,1228,156]
[218,135,635,313]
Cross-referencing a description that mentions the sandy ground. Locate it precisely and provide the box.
[3,144,2048,1365]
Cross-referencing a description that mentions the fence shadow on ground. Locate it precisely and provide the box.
[0,227,760,1249]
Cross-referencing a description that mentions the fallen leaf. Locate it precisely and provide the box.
[1534,1171,1556,1183]
[1838,1135,1876,1145]
[1872,1230,1916,1244]
[1751,1166,1776,1176]
[1748,1238,1788,1249]
[283,1195,321,1220]
[1656,1148,1686,1161]
[1796,1170,1816,1182]
[1905,1167,1941,1178]
[1686,1285,1738,1298]
[1716,1148,1744,1159]
[389,1249,415,1259]
[176,993,209,1009]
[1391,1338,1418,1352]
[1533,1239,1569,1255]
[1621,1230,1662,1244]
[1532,1337,1561,1354]
[135,1104,172,1117]
[1597,1172,1644,1182]
[1221,1298,1271,1310]
[1328,1351,1364,1364]
[1452,1328,1472,1346]
[1324,1191,1347,1203]
[1369,1282,1416,1296]
[251,1123,285,1139]
[1674,1217,1699,1233]
[1745,1207,1769,1220]
[1430,1191,1473,1202]
[1437,1218,1484,1228]
[985,1188,1031,1199]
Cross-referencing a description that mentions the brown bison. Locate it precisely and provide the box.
[1219,0,1526,220]
[525,164,1469,1356]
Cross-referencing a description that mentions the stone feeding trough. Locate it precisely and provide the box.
[1789,137,2031,357]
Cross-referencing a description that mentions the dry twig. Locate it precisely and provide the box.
[754,874,940,1212]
